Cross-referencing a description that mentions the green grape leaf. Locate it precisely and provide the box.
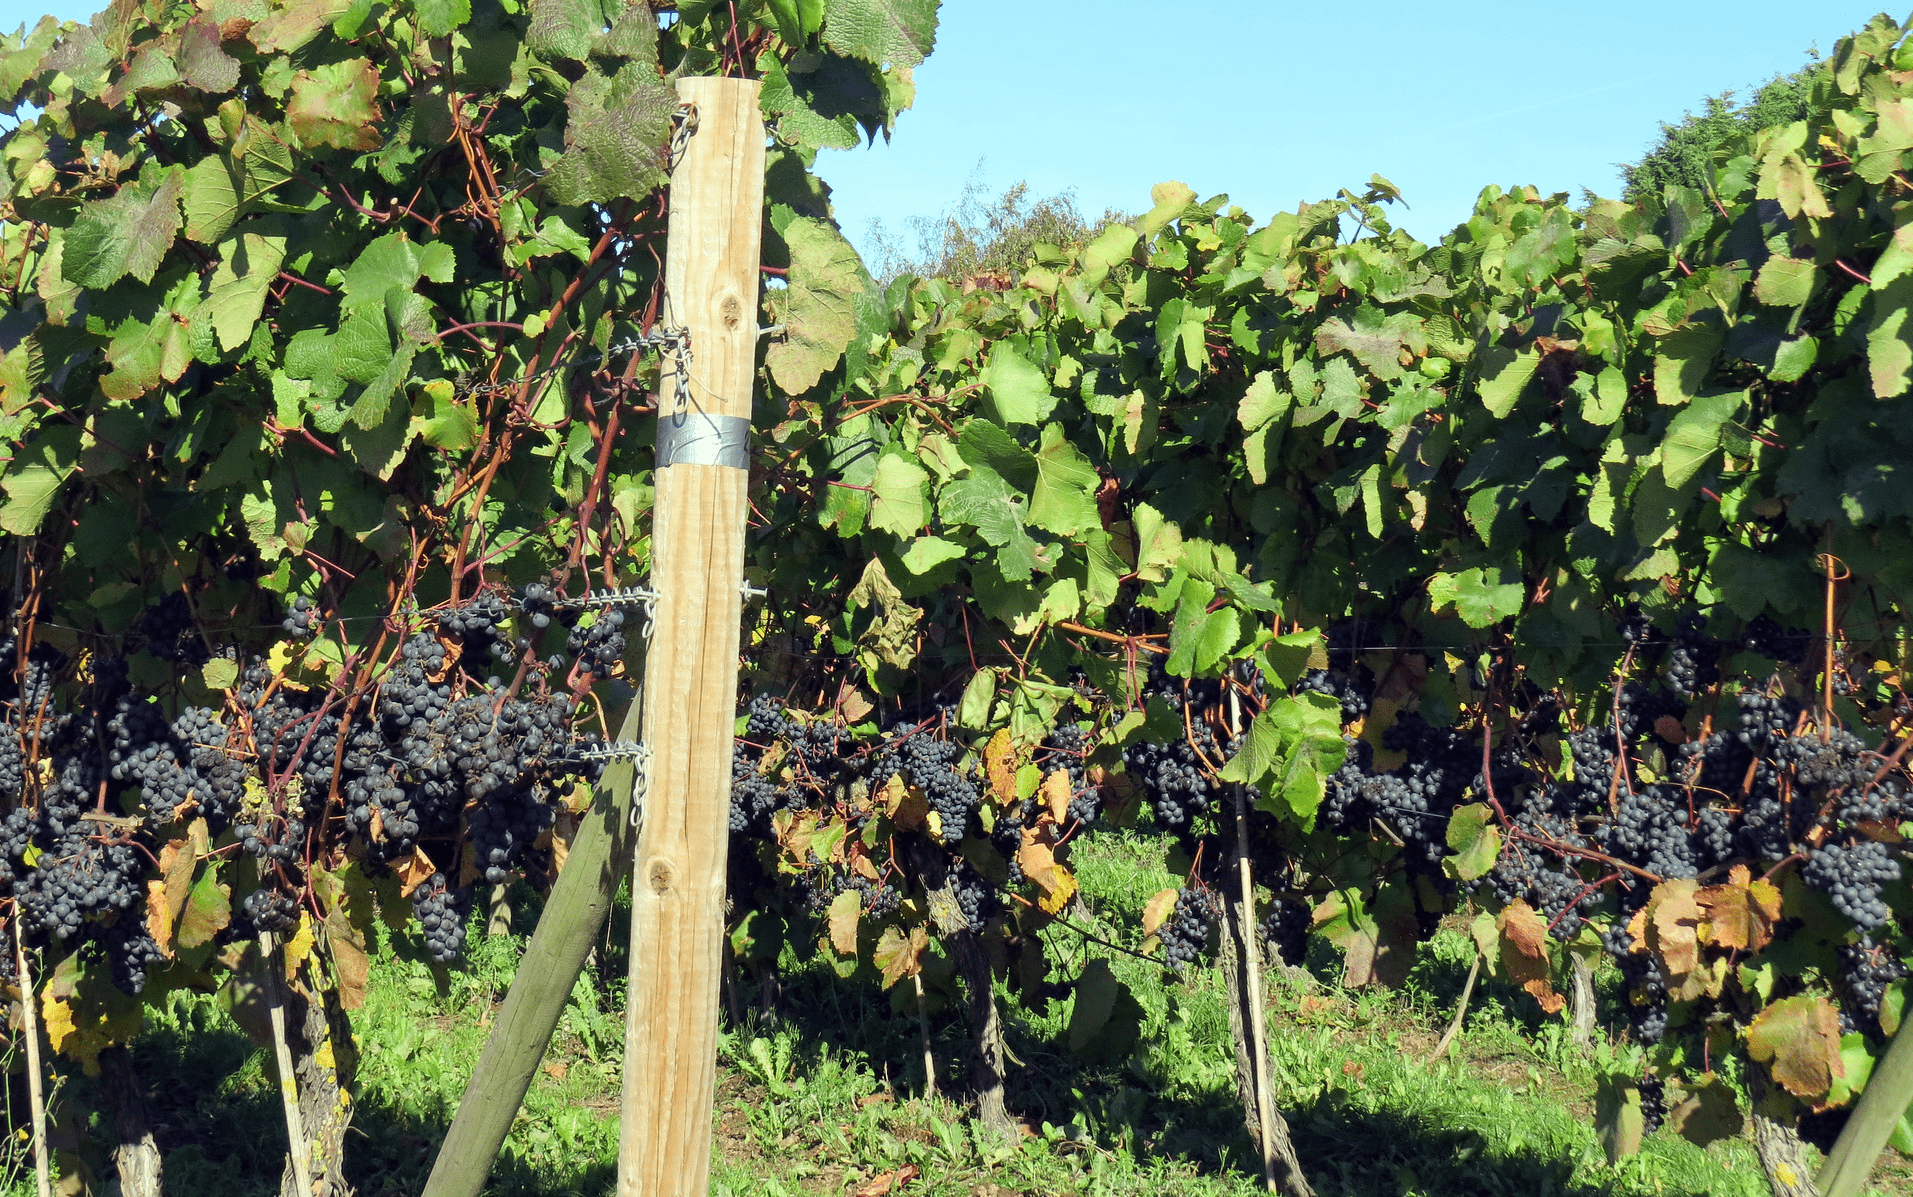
[199,230,287,354]
[416,0,472,38]
[1659,388,1743,489]
[1443,803,1501,881]
[543,60,672,205]
[766,216,867,393]
[1428,567,1524,628]
[62,168,186,288]
[1028,423,1099,536]
[868,449,928,537]
[1753,256,1816,308]
[822,0,938,67]
[979,343,1058,426]
[1476,343,1538,418]
[0,426,82,535]
[1868,275,1913,397]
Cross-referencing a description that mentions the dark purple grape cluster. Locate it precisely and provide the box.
[411,872,473,965]
[141,592,209,666]
[1160,886,1218,973]
[1744,615,1811,663]
[1259,896,1310,967]
[282,595,317,639]
[1124,721,1221,830]
[1838,935,1908,1035]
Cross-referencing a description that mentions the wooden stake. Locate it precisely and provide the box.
[616,76,764,1197]
[13,919,50,1197]
[258,930,314,1197]
[911,971,937,1099]
[1430,951,1481,1061]
[1233,782,1278,1193]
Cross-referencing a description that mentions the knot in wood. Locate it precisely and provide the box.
[646,858,676,894]
[719,292,744,329]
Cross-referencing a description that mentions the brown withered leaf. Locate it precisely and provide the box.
[984,727,1017,804]
[144,880,175,956]
[1141,888,1179,937]
[1654,714,1689,744]
[874,924,927,989]
[853,1164,919,1197]
[1746,994,1845,1100]
[1040,767,1072,825]
[325,906,370,1010]
[851,849,881,882]
[1696,864,1782,952]
[839,688,875,723]
[1497,899,1564,1014]
[395,845,438,897]
[1648,878,1704,977]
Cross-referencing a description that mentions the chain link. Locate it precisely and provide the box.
[668,101,699,172]
[453,325,691,408]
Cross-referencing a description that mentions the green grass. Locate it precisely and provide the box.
[5,834,1911,1196]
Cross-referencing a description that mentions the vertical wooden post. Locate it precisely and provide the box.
[616,76,764,1197]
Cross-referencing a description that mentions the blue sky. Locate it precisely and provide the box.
[814,1,1896,259]
[0,0,1897,258]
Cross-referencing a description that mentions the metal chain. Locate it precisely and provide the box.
[668,101,698,172]
[453,325,691,407]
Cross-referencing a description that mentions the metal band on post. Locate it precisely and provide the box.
[656,413,750,469]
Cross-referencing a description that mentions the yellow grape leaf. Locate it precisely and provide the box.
[144,880,174,956]
[1018,838,1078,914]
[1142,887,1178,936]
[281,912,316,976]
[1041,767,1072,825]
[828,890,861,957]
[984,728,1016,804]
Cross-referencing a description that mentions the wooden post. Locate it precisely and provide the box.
[616,76,764,1197]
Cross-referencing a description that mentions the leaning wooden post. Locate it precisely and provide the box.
[616,76,764,1197]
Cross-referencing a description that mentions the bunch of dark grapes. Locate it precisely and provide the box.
[1484,802,1601,938]
[1838,935,1908,1035]
[1640,1074,1667,1135]
[1802,840,1900,931]
[878,732,979,846]
[1123,723,1221,830]
[282,596,317,639]
[566,609,625,681]
[1040,722,1099,825]
[848,871,902,918]
[516,582,562,630]
[239,887,302,936]
[141,592,209,666]
[948,861,997,931]
[1160,886,1218,973]
[1663,614,1721,699]
[1744,615,1811,664]
[1602,785,1699,879]
[1260,896,1310,967]
[412,872,474,965]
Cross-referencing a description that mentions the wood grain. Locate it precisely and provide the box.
[617,76,764,1197]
